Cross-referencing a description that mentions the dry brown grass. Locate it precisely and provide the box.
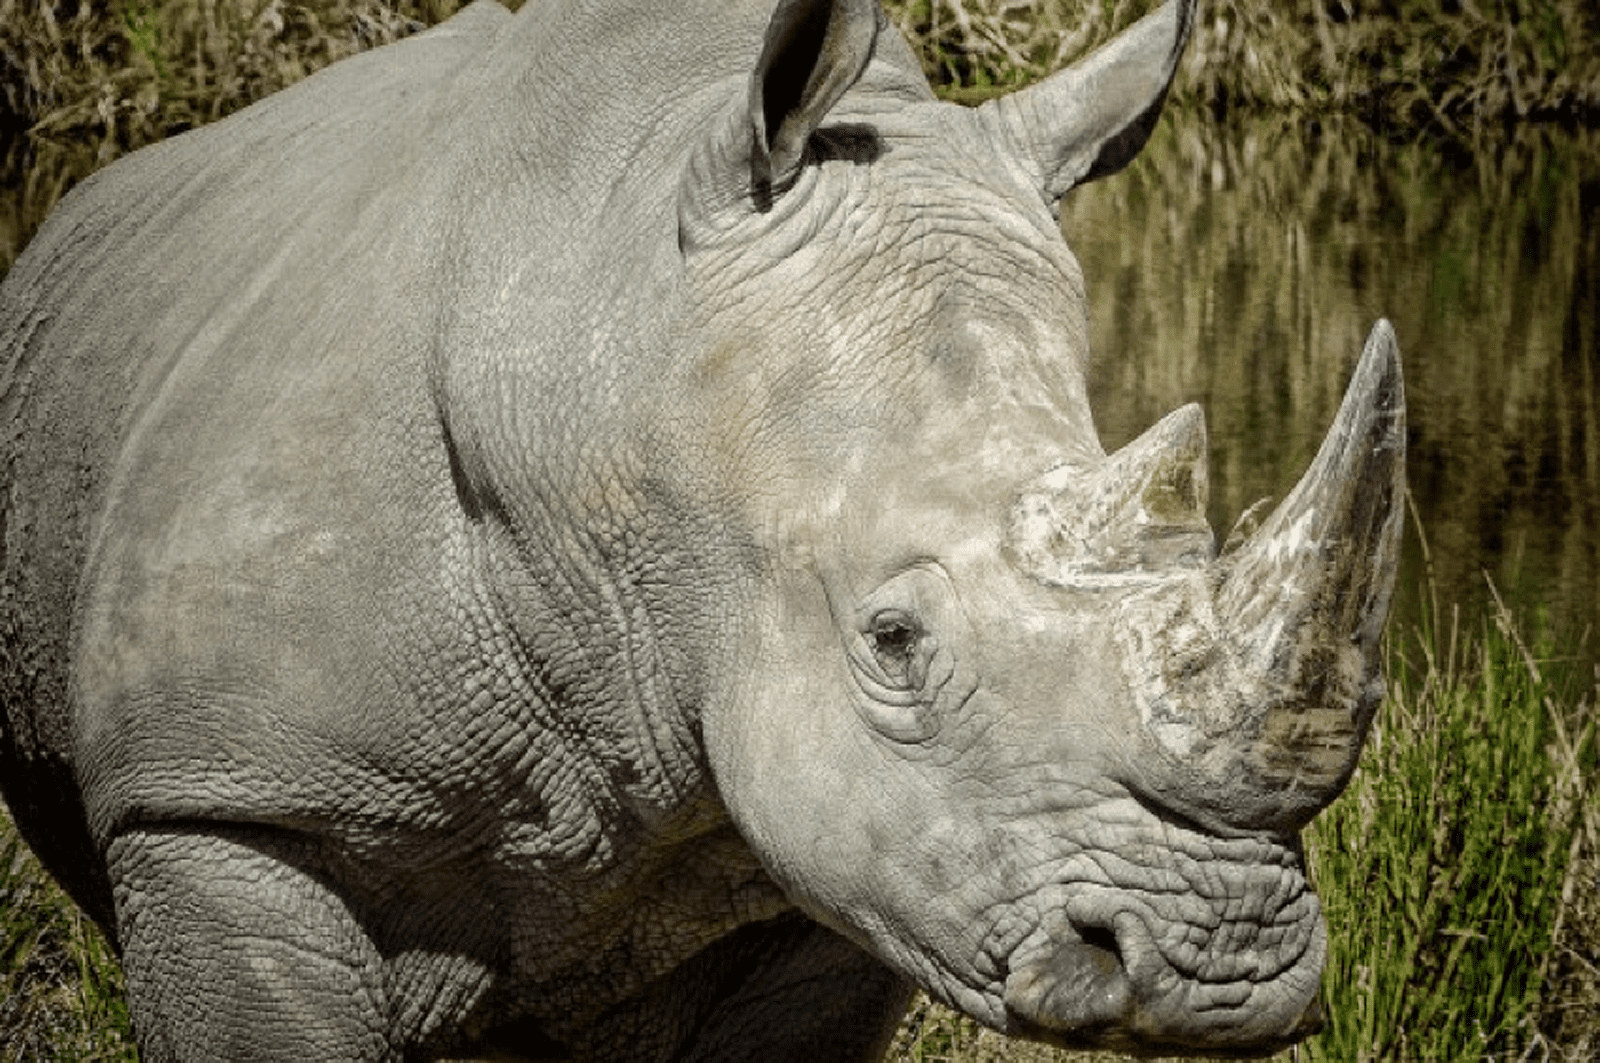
[0,0,472,270]
[887,0,1600,127]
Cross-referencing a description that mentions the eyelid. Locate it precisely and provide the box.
[852,564,951,630]
[868,609,920,639]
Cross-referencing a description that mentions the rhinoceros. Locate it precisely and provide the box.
[0,0,1406,1057]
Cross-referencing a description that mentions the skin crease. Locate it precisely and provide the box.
[0,0,1399,1057]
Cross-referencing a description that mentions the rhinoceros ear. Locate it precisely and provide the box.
[981,0,1194,213]
[680,0,880,247]
[751,0,882,194]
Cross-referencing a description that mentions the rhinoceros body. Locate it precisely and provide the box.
[0,0,1406,1058]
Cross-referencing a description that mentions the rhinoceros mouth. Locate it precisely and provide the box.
[994,824,1327,1054]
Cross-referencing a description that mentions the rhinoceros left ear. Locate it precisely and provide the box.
[981,0,1195,214]
[750,0,882,194]
[680,0,880,247]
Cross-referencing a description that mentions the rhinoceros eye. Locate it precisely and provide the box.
[869,612,922,685]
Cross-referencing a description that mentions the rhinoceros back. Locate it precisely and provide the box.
[0,1,512,937]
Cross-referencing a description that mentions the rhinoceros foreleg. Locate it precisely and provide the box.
[108,826,392,1062]
[679,916,911,1063]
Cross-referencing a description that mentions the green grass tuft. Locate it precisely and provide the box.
[1302,571,1598,1060]
[0,808,133,1061]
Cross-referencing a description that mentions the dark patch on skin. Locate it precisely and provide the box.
[750,123,885,212]
[812,123,885,166]
[925,333,979,393]
[919,296,997,395]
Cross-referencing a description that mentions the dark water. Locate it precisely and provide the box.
[1064,118,1599,679]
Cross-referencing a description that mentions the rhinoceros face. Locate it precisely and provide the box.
[684,0,1404,1053]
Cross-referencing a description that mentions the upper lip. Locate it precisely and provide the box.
[993,813,1325,1052]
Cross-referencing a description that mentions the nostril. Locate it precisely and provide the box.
[1076,923,1122,966]
[1003,921,1133,1036]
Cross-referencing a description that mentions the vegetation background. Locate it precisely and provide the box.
[1,0,1597,1060]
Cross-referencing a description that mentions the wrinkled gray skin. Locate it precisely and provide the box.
[0,0,1407,1058]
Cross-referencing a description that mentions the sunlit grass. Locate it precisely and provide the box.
[1302,575,1598,1060]
[0,810,132,1060]
[886,0,1600,128]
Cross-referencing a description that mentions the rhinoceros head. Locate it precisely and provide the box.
[679,0,1404,1052]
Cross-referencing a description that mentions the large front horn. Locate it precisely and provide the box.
[1218,320,1406,690]
[1114,322,1406,832]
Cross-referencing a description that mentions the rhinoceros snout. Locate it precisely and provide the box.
[1004,914,1326,1053]
[995,823,1330,1054]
